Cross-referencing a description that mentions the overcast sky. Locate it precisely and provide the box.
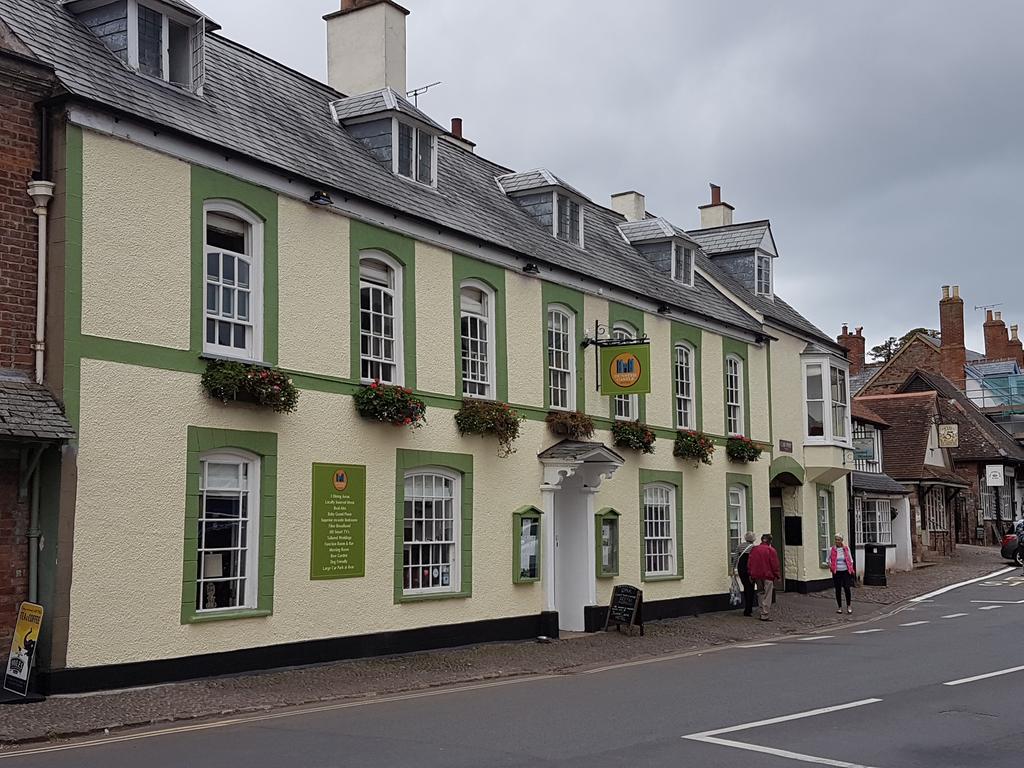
[202,0,1022,356]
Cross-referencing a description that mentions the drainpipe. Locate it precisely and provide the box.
[20,445,45,603]
[27,180,55,385]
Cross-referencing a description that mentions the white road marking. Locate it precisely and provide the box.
[738,643,776,648]
[683,698,884,767]
[899,621,929,626]
[978,605,1002,611]
[852,629,884,634]
[970,599,1024,604]
[941,613,968,619]
[797,635,835,641]
[944,664,1024,687]
[910,567,1014,602]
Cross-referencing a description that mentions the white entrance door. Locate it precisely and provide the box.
[553,474,591,631]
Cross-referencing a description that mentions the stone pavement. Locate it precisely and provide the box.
[0,544,1007,746]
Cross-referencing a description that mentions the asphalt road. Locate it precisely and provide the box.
[4,567,1023,767]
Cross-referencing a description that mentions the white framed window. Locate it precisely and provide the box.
[204,202,262,360]
[403,469,460,595]
[854,497,893,545]
[612,322,639,420]
[728,484,745,568]
[196,451,259,613]
[924,487,948,531]
[756,253,772,296]
[675,342,695,429]
[725,354,744,435]
[804,359,851,444]
[359,252,403,384]
[556,194,583,247]
[547,305,576,410]
[817,489,832,566]
[672,243,694,287]
[643,483,676,577]
[395,120,436,186]
[460,281,495,398]
[852,423,882,473]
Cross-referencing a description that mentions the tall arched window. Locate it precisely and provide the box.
[403,468,461,595]
[460,281,494,398]
[204,202,262,360]
[642,483,676,577]
[725,354,744,435]
[359,252,403,384]
[675,342,695,429]
[612,322,638,420]
[547,305,575,410]
[727,484,745,568]
[196,450,260,612]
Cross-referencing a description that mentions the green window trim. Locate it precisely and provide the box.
[512,505,542,584]
[190,166,280,366]
[722,337,750,436]
[181,426,278,624]
[452,254,508,402]
[394,449,473,603]
[608,302,646,422]
[671,321,703,431]
[350,220,418,389]
[595,507,620,578]
[726,472,755,570]
[541,283,586,411]
[638,469,684,582]
[816,483,837,570]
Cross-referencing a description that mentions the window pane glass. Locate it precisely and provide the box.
[807,401,825,437]
[519,517,539,580]
[416,130,433,183]
[137,4,163,79]
[806,365,823,400]
[398,123,413,177]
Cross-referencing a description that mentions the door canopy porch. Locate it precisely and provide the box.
[538,440,624,490]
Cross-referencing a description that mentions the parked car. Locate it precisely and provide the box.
[1000,534,1023,566]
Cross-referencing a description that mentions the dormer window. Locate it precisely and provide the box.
[556,194,582,246]
[672,243,694,287]
[67,0,213,93]
[756,254,772,296]
[331,89,442,188]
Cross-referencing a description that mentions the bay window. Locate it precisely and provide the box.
[204,203,261,360]
[804,358,851,443]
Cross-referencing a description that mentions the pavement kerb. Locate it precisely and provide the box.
[0,564,1006,751]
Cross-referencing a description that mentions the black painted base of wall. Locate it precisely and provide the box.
[38,611,561,695]
[584,591,732,632]
[785,577,833,594]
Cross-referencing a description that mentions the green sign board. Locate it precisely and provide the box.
[599,343,651,396]
[310,463,366,580]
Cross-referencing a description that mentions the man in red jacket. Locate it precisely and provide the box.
[748,533,781,621]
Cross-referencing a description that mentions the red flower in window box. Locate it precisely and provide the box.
[354,382,426,429]
[725,435,763,463]
[201,359,299,414]
[673,430,715,466]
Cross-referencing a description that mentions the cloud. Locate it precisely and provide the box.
[202,0,1023,352]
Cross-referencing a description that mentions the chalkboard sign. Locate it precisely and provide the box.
[604,584,643,635]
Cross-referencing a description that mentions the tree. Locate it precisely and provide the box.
[868,328,941,363]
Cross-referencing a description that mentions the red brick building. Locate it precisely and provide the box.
[0,22,73,662]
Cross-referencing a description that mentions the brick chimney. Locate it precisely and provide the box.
[443,117,476,153]
[1008,324,1024,367]
[938,285,966,389]
[837,324,865,375]
[610,191,646,222]
[325,0,409,96]
[698,183,734,228]
[983,309,1009,360]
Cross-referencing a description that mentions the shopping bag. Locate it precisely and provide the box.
[729,575,742,606]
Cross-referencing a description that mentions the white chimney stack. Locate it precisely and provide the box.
[698,183,734,228]
[325,0,409,96]
[610,191,646,222]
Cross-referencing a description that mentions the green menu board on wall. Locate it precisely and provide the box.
[310,463,366,580]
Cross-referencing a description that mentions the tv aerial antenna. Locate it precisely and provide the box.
[407,81,441,107]
[974,302,1003,313]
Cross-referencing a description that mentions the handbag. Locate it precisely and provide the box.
[729,575,742,606]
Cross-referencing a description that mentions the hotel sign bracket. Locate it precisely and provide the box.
[582,321,650,393]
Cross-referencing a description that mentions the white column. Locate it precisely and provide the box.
[582,486,599,608]
[541,486,557,613]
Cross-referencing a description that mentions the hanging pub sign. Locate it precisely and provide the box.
[985,464,1005,488]
[310,464,367,580]
[852,436,875,462]
[937,423,959,449]
[598,343,651,396]
[4,602,43,697]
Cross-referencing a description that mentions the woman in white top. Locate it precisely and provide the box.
[827,534,856,614]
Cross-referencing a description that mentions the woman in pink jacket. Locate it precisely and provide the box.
[828,535,855,614]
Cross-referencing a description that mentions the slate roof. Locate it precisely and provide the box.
[688,221,770,254]
[968,360,1019,377]
[3,0,764,336]
[61,0,220,30]
[618,217,699,245]
[851,471,909,495]
[0,374,75,441]
[855,392,966,485]
[494,169,589,200]
[898,369,1024,465]
[329,87,443,131]
[850,365,881,396]
[537,440,624,464]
